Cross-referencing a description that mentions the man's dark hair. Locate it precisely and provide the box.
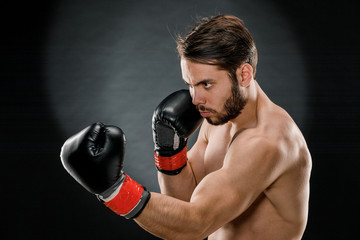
[177,15,258,80]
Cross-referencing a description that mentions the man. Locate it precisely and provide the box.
[61,15,312,240]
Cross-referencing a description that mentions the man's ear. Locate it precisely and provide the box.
[236,63,253,87]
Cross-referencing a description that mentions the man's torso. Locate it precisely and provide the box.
[190,99,311,240]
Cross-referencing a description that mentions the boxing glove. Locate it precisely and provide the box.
[152,90,203,175]
[60,122,150,219]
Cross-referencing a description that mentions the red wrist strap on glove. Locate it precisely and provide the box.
[103,174,150,219]
[154,146,187,175]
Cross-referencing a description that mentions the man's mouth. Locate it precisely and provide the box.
[199,111,211,117]
[197,105,215,118]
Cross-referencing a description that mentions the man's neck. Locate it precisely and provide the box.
[229,80,259,135]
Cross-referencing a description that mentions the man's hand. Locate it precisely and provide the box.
[60,122,150,219]
[152,90,203,175]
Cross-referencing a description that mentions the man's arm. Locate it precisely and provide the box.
[152,90,203,201]
[60,122,284,239]
[157,122,208,201]
[135,137,283,240]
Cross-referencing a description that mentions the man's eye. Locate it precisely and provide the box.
[203,82,212,88]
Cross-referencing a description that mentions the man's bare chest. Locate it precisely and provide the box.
[203,130,232,174]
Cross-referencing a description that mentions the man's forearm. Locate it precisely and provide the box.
[158,162,197,202]
[134,192,205,240]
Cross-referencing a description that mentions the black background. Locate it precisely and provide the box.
[2,0,359,239]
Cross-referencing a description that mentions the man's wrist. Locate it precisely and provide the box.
[100,174,151,219]
[155,145,188,175]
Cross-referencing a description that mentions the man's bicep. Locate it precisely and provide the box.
[223,136,284,194]
[188,138,282,235]
[189,169,252,236]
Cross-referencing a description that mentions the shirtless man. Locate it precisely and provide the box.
[60,15,312,240]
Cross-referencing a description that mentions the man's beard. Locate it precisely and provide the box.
[197,83,247,126]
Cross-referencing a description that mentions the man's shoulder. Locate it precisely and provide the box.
[227,133,283,165]
[227,118,308,169]
[258,103,305,145]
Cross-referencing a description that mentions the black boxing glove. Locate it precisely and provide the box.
[60,122,150,219]
[152,90,203,175]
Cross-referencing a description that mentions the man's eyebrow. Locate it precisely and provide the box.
[183,78,215,86]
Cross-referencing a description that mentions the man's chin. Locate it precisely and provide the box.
[205,116,227,126]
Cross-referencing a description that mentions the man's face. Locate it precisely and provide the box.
[181,58,247,125]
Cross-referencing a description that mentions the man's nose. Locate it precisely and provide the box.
[190,87,205,106]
